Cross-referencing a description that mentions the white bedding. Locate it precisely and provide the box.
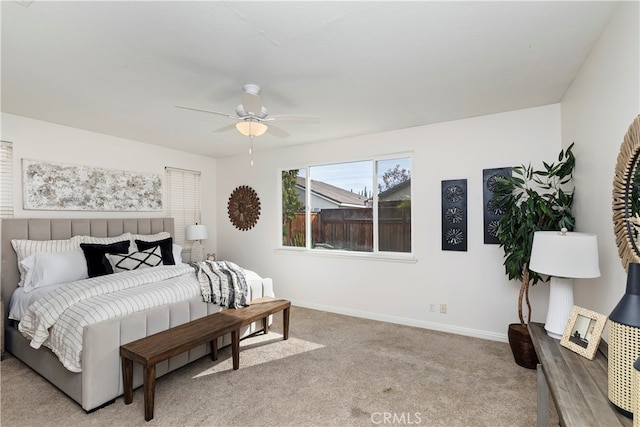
[9,282,67,321]
[16,264,260,373]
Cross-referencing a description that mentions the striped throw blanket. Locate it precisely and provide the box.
[190,260,248,308]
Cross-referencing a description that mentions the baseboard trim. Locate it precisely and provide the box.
[290,299,508,343]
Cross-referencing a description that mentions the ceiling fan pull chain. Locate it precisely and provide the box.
[249,134,255,166]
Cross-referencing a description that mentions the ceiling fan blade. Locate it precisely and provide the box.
[212,124,237,133]
[266,124,290,138]
[268,115,320,124]
[175,105,237,119]
[242,92,263,116]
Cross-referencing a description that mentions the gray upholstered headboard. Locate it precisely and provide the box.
[1,218,174,315]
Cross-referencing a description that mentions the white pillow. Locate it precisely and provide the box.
[11,236,84,287]
[106,246,163,273]
[20,250,89,292]
[172,244,183,264]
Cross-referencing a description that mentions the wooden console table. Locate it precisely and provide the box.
[529,322,632,427]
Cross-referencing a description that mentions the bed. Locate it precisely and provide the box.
[1,217,274,412]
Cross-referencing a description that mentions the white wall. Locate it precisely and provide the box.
[3,1,635,344]
[216,104,562,341]
[1,113,218,256]
[561,1,640,332]
[213,1,638,343]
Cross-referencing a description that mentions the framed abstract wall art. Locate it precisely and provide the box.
[22,159,162,211]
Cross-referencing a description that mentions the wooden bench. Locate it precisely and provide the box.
[120,297,291,421]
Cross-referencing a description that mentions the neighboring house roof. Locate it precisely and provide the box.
[296,176,367,208]
[378,179,411,200]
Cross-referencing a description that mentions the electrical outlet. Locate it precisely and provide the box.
[428,303,436,313]
[440,304,447,314]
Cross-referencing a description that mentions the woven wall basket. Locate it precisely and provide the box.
[608,321,640,415]
[633,358,639,427]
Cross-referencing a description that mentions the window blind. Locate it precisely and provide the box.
[165,167,202,247]
[0,141,14,218]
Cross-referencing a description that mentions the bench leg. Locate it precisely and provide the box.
[122,358,133,405]
[143,364,156,421]
[263,316,269,334]
[211,338,218,361]
[232,329,239,370]
[283,306,290,340]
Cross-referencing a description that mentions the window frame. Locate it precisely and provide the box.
[278,153,415,261]
[164,167,202,249]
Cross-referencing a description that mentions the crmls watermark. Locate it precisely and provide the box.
[371,412,422,425]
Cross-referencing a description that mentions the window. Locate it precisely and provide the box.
[165,167,201,247]
[281,156,412,254]
[377,159,412,252]
[0,141,13,218]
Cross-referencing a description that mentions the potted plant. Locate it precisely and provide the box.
[491,143,575,368]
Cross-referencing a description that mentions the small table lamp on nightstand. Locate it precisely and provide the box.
[186,224,208,263]
[529,228,600,339]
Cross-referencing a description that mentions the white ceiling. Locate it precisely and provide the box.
[1,1,617,158]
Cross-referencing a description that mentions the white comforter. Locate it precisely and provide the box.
[19,264,201,372]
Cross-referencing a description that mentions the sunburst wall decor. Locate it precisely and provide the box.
[227,185,261,231]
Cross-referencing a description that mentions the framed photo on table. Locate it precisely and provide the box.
[560,306,607,360]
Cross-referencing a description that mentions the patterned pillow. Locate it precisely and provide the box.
[106,246,163,273]
[79,233,134,246]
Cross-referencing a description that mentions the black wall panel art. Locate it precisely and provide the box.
[482,167,511,244]
[441,179,467,251]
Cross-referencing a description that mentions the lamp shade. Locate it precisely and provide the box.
[529,231,600,278]
[185,224,208,241]
[235,121,268,137]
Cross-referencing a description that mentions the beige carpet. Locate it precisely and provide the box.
[1,306,553,426]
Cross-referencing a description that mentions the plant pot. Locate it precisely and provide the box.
[508,323,539,369]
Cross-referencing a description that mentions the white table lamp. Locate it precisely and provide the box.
[186,224,208,263]
[529,229,600,339]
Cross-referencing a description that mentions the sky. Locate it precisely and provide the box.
[305,157,411,195]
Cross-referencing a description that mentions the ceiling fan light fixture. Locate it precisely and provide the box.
[236,121,268,137]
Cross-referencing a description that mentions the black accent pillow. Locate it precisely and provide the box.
[80,240,130,278]
[135,237,175,265]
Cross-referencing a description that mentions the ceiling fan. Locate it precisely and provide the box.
[176,84,319,138]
